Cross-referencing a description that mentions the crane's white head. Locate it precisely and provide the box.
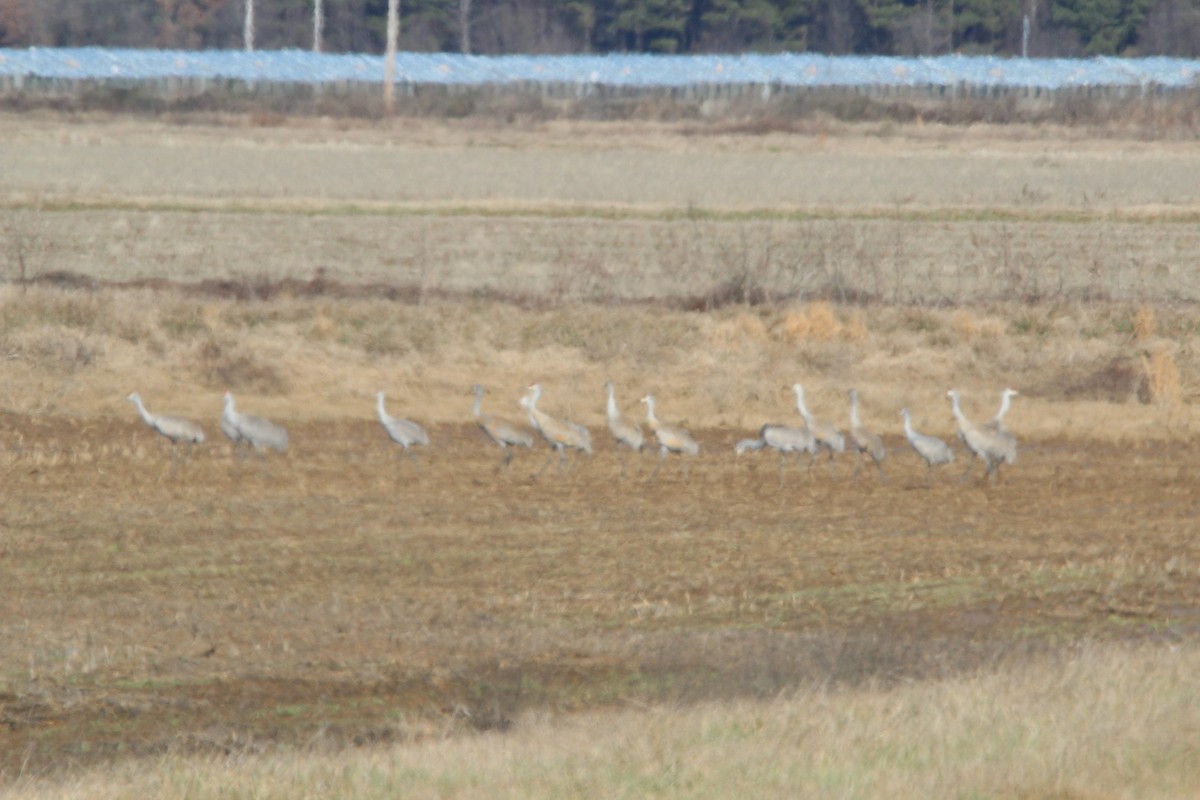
[899,408,910,418]
[639,394,654,405]
[472,383,485,396]
[792,383,804,397]
[1003,388,1020,398]
[126,392,141,404]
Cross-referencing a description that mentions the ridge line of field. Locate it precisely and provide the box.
[4,194,1200,225]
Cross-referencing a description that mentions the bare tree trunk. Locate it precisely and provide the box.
[384,0,399,115]
[459,0,472,54]
[244,0,254,51]
[313,0,324,52]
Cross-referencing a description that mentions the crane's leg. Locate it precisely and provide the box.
[168,443,180,478]
[646,447,666,481]
[853,449,863,480]
[501,447,513,468]
[778,451,788,487]
[926,461,933,487]
[826,448,837,480]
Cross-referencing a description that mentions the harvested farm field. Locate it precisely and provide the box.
[2,112,1200,797]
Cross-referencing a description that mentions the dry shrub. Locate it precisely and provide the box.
[1133,305,1156,341]
[780,301,842,341]
[951,309,980,339]
[1141,346,1182,407]
[710,313,769,350]
[195,338,286,394]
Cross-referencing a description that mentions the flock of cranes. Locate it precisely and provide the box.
[125,383,1020,485]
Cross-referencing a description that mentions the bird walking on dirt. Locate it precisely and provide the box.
[472,384,533,467]
[521,383,592,474]
[221,391,288,461]
[376,391,429,463]
[792,383,844,478]
[947,389,1016,483]
[900,407,953,486]
[848,389,887,481]
[605,380,644,471]
[640,394,699,480]
[126,391,205,476]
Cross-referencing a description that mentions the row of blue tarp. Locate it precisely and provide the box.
[2,48,1199,89]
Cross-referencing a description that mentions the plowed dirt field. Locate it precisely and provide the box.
[2,412,1197,775]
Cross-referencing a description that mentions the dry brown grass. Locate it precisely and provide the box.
[3,644,1197,799]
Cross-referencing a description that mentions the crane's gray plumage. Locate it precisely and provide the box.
[640,394,699,479]
[947,389,1016,482]
[792,383,844,477]
[848,389,887,480]
[522,383,592,473]
[605,380,645,455]
[376,391,429,453]
[735,437,766,455]
[472,384,533,466]
[742,422,816,484]
[900,407,953,485]
[221,391,288,455]
[127,392,205,474]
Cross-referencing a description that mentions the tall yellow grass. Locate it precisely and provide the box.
[4,644,1196,800]
[0,285,1196,441]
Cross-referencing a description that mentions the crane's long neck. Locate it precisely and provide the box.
[643,398,658,427]
[606,386,618,420]
[794,391,813,425]
[223,395,237,420]
[995,391,1013,421]
[131,396,154,425]
[902,413,914,438]
[949,393,967,426]
[850,395,861,428]
[376,393,388,421]
[472,391,483,419]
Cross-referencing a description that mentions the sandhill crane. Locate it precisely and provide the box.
[376,391,429,464]
[471,384,533,467]
[848,389,887,480]
[640,394,699,479]
[947,389,1016,482]
[521,383,592,473]
[221,391,288,460]
[741,422,817,484]
[900,407,954,485]
[605,380,644,453]
[986,387,1019,434]
[126,392,205,475]
[792,383,844,477]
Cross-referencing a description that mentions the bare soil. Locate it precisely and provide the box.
[1,412,1198,776]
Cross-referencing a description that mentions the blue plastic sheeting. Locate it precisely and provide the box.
[2,47,1200,89]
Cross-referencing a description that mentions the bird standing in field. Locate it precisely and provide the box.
[900,407,953,486]
[521,383,592,474]
[737,423,816,484]
[604,380,644,471]
[640,394,699,480]
[471,384,533,467]
[126,392,205,476]
[376,391,429,464]
[792,383,844,477]
[947,389,1016,483]
[848,389,887,480]
[221,391,288,462]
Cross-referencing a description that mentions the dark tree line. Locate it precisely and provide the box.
[3,0,1198,57]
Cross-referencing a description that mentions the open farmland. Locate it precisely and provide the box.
[2,112,1200,794]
